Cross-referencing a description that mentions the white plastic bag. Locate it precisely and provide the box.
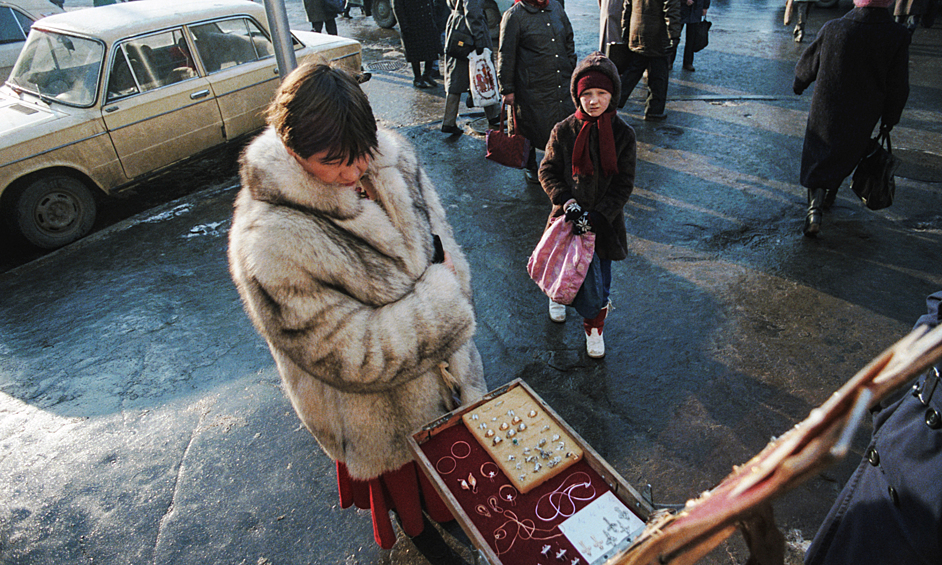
[469,48,500,108]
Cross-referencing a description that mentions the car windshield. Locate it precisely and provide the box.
[6,30,103,107]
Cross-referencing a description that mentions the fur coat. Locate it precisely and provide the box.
[539,52,636,262]
[794,8,909,190]
[229,127,486,480]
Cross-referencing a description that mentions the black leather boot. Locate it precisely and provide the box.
[803,188,825,237]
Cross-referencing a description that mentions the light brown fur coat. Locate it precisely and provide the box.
[229,127,485,479]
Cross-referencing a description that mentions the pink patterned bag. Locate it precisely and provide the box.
[526,216,596,305]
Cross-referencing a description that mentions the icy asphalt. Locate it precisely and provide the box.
[1,0,941,564]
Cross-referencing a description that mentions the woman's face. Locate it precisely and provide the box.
[579,88,612,118]
[292,149,370,187]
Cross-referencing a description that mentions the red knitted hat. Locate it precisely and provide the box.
[576,70,614,99]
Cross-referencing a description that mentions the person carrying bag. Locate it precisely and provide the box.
[535,52,636,359]
[441,0,500,134]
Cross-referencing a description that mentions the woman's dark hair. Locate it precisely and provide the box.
[268,63,378,163]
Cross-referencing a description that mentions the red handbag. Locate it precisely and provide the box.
[485,104,531,169]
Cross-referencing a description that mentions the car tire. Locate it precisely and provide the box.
[372,0,396,28]
[12,174,97,249]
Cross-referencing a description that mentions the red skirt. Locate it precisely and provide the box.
[336,460,454,549]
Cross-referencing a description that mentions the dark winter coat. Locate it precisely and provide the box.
[303,0,337,24]
[804,290,942,565]
[229,128,486,480]
[539,53,636,262]
[621,0,682,57]
[443,0,493,94]
[497,0,576,151]
[794,8,910,190]
[680,0,709,24]
[393,0,443,63]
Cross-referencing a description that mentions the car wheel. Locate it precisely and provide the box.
[372,0,396,28]
[815,0,839,7]
[13,174,97,249]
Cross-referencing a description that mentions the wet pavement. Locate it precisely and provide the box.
[1,1,941,564]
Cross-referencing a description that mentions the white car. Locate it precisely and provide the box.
[0,0,364,249]
[0,0,64,80]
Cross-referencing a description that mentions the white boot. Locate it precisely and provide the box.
[548,299,566,323]
[585,327,605,358]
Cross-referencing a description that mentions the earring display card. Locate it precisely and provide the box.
[558,491,647,564]
[461,386,583,494]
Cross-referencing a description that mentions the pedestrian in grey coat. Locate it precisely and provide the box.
[498,0,576,180]
[794,0,909,237]
[441,0,499,133]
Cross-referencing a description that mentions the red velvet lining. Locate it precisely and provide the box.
[336,460,454,549]
[419,422,614,562]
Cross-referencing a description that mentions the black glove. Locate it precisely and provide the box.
[564,201,592,235]
[563,200,583,223]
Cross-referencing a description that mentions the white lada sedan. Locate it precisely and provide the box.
[0,0,364,249]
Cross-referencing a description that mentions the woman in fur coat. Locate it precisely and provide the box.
[794,0,909,236]
[538,52,636,358]
[228,63,485,560]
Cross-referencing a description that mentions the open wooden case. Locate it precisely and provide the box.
[408,379,656,565]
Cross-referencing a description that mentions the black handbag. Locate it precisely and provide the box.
[851,129,901,211]
[691,19,711,52]
[445,3,475,58]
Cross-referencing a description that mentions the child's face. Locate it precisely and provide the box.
[579,88,612,117]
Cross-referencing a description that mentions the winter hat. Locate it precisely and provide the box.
[853,0,893,7]
[576,70,615,99]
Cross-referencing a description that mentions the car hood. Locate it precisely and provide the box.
[0,91,60,137]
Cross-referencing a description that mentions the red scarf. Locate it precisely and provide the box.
[517,0,549,8]
[572,108,618,178]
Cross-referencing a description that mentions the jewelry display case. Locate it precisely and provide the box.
[408,379,655,565]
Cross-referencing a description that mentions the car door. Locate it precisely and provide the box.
[101,28,225,180]
[188,17,281,140]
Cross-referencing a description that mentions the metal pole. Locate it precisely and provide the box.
[264,0,297,80]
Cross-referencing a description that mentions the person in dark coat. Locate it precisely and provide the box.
[393,0,443,88]
[538,52,636,358]
[669,0,710,71]
[303,0,339,34]
[498,0,576,181]
[618,0,682,121]
[803,290,942,565]
[441,0,499,134]
[793,0,909,236]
